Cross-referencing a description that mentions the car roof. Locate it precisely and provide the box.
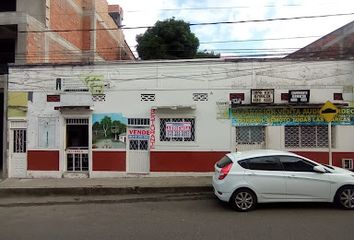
[226,149,299,162]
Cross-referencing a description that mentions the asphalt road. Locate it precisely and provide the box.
[0,195,353,240]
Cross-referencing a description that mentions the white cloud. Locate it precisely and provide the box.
[107,0,354,57]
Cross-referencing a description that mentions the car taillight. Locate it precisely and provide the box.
[218,163,233,180]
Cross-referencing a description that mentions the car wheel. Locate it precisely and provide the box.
[336,186,354,210]
[230,189,257,212]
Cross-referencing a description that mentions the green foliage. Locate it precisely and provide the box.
[136,18,200,60]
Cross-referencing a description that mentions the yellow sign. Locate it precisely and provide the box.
[320,101,339,122]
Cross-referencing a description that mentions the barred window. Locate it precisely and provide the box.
[128,118,150,126]
[141,94,155,102]
[236,126,265,144]
[285,125,335,148]
[193,93,208,101]
[160,118,195,142]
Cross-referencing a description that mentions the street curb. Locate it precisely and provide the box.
[0,192,216,207]
[0,186,213,197]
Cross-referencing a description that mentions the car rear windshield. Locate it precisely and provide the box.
[216,156,233,168]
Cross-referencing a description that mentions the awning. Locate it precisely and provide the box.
[230,103,348,109]
[151,105,196,110]
[54,105,93,111]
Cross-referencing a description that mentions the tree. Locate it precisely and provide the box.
[101,116,112,138]
[136,18,199,60]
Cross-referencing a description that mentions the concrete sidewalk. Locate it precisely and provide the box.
[0,176,213,197]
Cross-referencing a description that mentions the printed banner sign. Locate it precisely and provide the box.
[128,129,150,140]
[166,122,192,138]
[231,107,354,126]
[150,109,156,149]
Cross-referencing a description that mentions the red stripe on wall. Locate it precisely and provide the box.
[150,151,228,172]
[92,151,126,171]
[292,151,354,168]
[292,151,329,164]
[27,150,59,171]
[333,152,354,168]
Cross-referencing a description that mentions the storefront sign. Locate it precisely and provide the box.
[128,129,150,140]
[150,109,156,149]
[289,90,310,103]
[231,107,354,126]
[166,122,192,138]
[251,89,274,104]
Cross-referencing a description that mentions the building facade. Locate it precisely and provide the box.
[0,0,134,177]
[6,59,354,178]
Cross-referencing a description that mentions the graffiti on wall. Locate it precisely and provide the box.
[92,113,127,149]
[81,75,105,94]
[8,92,28,118]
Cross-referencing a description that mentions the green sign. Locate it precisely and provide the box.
[231,107,354,126]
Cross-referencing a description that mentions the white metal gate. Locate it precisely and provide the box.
[127,127,150,174]
[9,121,27,178]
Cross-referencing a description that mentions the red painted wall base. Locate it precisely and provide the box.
[150,151,228,172]
[92,151,126,171]
[27,150,59,171]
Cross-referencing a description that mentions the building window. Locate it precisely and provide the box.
[141,94,155,102]
[236,126,265,144]
[129,140,149,150]
[92,94,106,102]
[285,125,335,148]
[13,129,26,153]
[128,118,150,126]
[38,117,57,148]
[193,93,208,101]
[342,159,353,170]
[160,118,195,142]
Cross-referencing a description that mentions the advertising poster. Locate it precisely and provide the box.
[166,122,192,138]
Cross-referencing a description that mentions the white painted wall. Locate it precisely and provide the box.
[8,59,354,156]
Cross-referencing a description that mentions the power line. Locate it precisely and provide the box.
[3,46,354,63]
[199,35,321,44]
[19,12,354,33]
[126,4,305,12]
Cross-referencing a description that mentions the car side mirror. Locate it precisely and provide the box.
[313,165,326,173]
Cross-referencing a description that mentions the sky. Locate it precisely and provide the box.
[107,0,354,58]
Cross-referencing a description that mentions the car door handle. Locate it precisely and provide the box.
[246,172,256,176]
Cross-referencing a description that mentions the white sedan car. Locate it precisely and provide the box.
[212,149,354,211]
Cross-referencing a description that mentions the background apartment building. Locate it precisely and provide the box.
[0,0,134,64]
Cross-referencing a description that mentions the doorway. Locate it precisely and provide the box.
[65,118,89,172]
[127,127,150,174]
[9,121,27,178]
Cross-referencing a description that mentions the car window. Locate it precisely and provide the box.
[245,156,283,171]
[216,156,233,168]
[238,160,249,169]
[279,156,316,172]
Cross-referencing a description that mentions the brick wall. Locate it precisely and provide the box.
[26,27,45,64]
[49,39,82,63]
[25,0,134,63]
[96,21,122,60]
[50,0,84,50]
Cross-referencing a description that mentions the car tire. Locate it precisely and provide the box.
[335,186,354,210]
[230,188,257,212]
